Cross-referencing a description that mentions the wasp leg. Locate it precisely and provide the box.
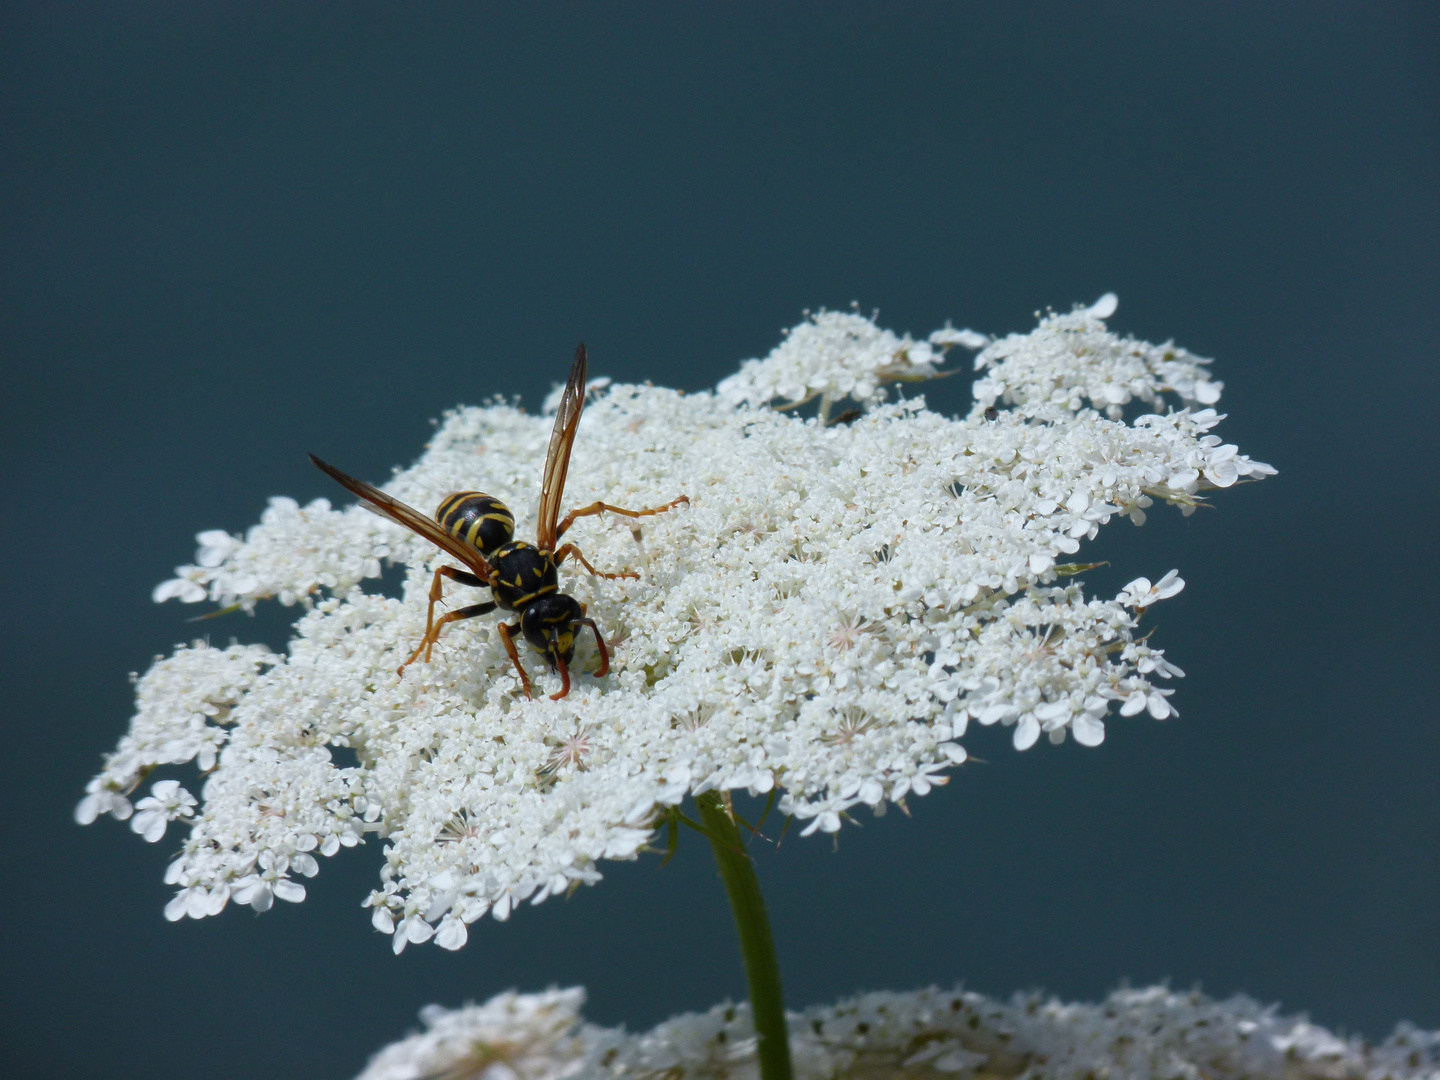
[496,621,535,700]
[580,618,610,678]
[550,655,572,701]
[399,566,490,673]
[552,542,640,581]
[553,496,690,542]
[399,600,497,675]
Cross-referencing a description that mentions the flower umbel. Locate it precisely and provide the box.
[357,985,1440,1080]
[355,987,596,1080]
[81,298,1273,950]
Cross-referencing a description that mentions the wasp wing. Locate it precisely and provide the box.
[309,454,493,579]
[536,343,587,551]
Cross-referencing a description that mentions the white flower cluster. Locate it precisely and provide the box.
[717,307,984,418]
[356,988,595,1080]
[80,299,1274,948]
[972,293,1228,423]
[357,985,1440,1080]
[76,643,278,828]
[150,501,392,612]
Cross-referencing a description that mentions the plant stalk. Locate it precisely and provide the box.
[695,791,794,1080]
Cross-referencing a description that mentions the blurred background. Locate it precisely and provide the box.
[2,4,1435,1078]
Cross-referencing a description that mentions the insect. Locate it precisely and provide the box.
[310,344,688,700]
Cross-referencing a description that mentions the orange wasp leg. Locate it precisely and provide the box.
[553,543,639,581]
[399,603,497,674]
[553,496,690,542]
[399,565,491,674]
[580,618,611,679]
[496,621,536,700]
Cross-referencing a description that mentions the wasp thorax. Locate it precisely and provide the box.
[521,594,586,666]
[489,541,560,611]
[435,492,514,557]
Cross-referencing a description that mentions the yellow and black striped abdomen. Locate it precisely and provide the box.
[435,492,514,557]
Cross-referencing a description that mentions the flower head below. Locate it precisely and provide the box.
[81,298,1274,951]
[354,985,1438,1080]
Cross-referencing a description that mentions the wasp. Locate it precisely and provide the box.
[310,344,687,700]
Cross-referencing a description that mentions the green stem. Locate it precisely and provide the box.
[695,792,793,1080]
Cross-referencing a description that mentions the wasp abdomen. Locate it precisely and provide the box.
[490,540,560,611]
[435,492,514,557]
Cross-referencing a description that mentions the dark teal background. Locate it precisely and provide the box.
[3,4,1436,1078]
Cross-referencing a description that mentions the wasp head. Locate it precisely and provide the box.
[520,594,585,668]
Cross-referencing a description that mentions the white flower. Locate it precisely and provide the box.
[151,530,245,602]
[75,777,133,825]
[129,779,196,843]
[930,325,989,351]
[717,309,963,420]
[229,851,308,914]
[355,987,596,1080]
[359,985,1440,1080]
[971,296,1225,422]
[76,641,280,824]
[1087,291,1119,319]
[83,300,1273,949]
[194,529,243,567]
[1119,570,1185,608]
[151,573,208,604]
[1119,686,1177,720]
